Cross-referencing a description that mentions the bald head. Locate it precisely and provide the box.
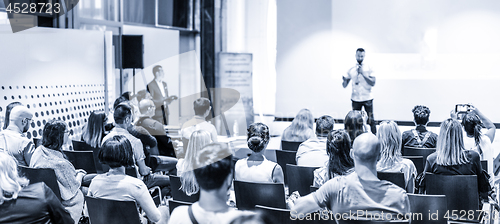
[139,99,155,116]
[10,106,32,122]
[351,132,380,163]
[9,106,32,133]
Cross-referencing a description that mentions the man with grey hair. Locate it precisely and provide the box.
[0,105,36,166]
[296,115,335,167]
[292,133,410,221]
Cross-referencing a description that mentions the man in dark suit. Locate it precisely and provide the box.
[147,65,177,125]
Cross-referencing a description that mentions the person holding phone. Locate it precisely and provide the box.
[147,65,178,125]
[453,105,496,174]
[342,48,377,134]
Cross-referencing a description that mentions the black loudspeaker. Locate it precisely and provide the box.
[122,35,144,69]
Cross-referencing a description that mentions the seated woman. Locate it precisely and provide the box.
[88,135,162,223]
[376,121,417,192]
[313,129,354,188]
[344,110,368,144]
[178,130,212,196]
[424,118,488,200]
[402,105,438,149]
[235,123,284,183]
[461,105,496,174]
[0,151,74,224]
[30,119,86,223]
[281,108,315,142]
[82,111,107,149]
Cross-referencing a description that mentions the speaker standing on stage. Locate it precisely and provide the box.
[147,65,178,125]
[342,48,377,134]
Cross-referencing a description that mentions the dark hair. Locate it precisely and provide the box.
[82,111,107,148]
[356,48,365,53]
[326,129,353,179]
[136,90,149,103]
[315,115,335,137]
[462,113,484,146]
[121,92,134,101]
[3,102,23,129]
[114,104,132,124]
[247,123,270,153]
[113,96,129,109]
[99,135,135,168]
[412,105,430,125]
[193,143,233,190]
[152,65,162,77]
[194,98,211,116]
[344,111,365,143]
[42,119,67,151]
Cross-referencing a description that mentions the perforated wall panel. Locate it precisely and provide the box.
[0,84,105,141]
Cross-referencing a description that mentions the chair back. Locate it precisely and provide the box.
[168,199,193,215]
[72,140,104,173]
[407,194,447,224]
[85,196,141,224]
[255,205,293,224]
[403,147,435,163]
[234,180,286,210]
[425,174,479,222]
[286,164,319,196]
[63,150,97,174]
[18,166,61,201]
[281,140,303,151]
[169,175,200,203]
[377,172,405,190]
[402,156,424,174]
[72,140,95,151]
[276,150,297,185]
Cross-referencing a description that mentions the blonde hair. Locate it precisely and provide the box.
[376,121,403,167]
[282,108,314,141]
[181,130,212,196]
[0,151,29,205]
[435,119,469,166]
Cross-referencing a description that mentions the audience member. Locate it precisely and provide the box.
[81,111,107,148]
[402,105,438,148]
[30,119,86,223]
[136,89,153,103]
[292,133,410,221]
[88,135,162,223]
[136,98,176,157]
[313,129,353,188]
[113,98,159,170]
[0,151,73,224]
[296,115,335,167]
[423,118,489,201]
[461,105,496,174]
[169,143,253,224]
[102,104,170,194]
[344,110,368,143]
[377,121,417,192]
[179,130,212,196]
[180,98,218,153]
[2,101,22,130]
[235,123,284,183]
[0,105,36,166]
[281,108,315,142]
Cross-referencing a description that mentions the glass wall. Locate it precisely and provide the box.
[78,0,120,21]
